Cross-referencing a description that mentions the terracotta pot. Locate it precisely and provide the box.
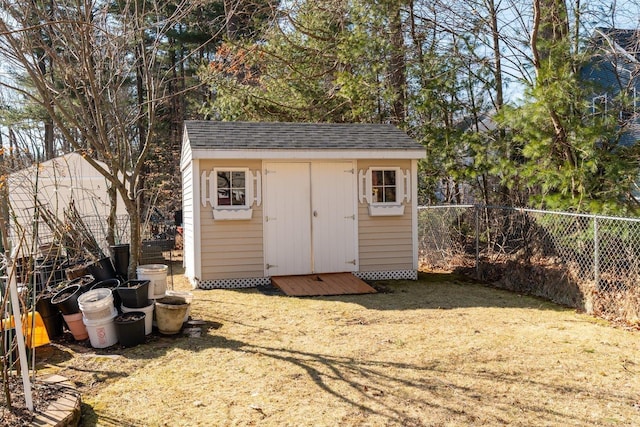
[62,312,89,340]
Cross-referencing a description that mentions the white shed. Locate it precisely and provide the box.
[7,152,128,254]
[180,121,426,289]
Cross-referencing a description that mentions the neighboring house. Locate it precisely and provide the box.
[581,27,640,146]
[7,152,129,256]
[180,121,426,289]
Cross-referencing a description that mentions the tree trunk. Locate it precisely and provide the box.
[388,2,406,124]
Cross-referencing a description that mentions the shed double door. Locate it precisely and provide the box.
[264,162,357,276]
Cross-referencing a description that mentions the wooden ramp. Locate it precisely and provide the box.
[271,273,377,297]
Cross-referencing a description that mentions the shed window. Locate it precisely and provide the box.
[202,167,260,220]
[216,170,247,207]
[358,166,407,216]
[371,170,397,203]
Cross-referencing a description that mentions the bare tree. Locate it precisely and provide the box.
[0,0,207,276]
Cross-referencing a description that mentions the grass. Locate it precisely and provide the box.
[34,267,640,426]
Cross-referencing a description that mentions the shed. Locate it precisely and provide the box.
[7,152,128,254]
[180,121,426,289]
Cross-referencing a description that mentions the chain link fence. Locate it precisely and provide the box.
[419,205,640,326]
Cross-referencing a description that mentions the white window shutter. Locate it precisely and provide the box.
[201,171,209,207]
[403,169,411,203]
[358,169,366,203]
[209,172,218,208]
[394,168,405,203]
[253,171,262,206]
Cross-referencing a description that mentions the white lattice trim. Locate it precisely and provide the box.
[353,270,417,281]
[195,270,417,289]
[195,277,271,289]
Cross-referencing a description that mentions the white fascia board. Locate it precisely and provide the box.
[190,148,426,160]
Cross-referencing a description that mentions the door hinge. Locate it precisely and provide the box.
[344,214,355,220]
[265,216,276,222]
[344,168,355,174]
[266,263,277,269]
[347,259,356,265]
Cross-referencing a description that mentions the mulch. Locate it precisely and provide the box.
[1,375,64,426]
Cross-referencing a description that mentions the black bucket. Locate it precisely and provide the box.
[114,312,146,347]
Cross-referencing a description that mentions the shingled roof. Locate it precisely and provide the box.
[184,121,424,151]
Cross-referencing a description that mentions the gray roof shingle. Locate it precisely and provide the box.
[184,121,424,151]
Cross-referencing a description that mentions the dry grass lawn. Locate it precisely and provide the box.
[35,266,640,426]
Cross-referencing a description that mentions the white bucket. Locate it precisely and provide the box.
[121,303,154,335]
[165,290,193,322]
[77,288,115,320]
[137,264,168,299]
[83,309,118,348]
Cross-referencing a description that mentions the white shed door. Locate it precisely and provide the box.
[264,162,356,276]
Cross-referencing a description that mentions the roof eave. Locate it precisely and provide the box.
[189,148,426,160]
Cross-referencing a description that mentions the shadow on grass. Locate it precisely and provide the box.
[159,334,629,426]
[66,317,634,426]
[228,344,589,425]
[80,402,146,427]
[224,271,576,313]
[73,327,634,426]
[59,269,629,426]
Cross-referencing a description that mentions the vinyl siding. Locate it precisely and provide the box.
[182,160,196,280]
[198,159,264,281]
[356,159,414,271]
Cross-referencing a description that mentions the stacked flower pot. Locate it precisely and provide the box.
[50,283,89,341]
[78,287,119,348]
[116,280,153,342]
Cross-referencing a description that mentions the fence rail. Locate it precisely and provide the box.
[418,205,640,326]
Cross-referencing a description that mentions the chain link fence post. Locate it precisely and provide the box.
[593,215,600,292]
[475,205,480,280]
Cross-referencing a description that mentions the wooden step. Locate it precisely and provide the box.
[271,273,376,296]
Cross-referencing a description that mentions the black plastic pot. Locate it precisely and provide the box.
[114,311,146,347]
[36,293,59,318]
[40,312,64,339]
[91,279,122,310]
[65,262,89,281]
[34,291,65,340]
[116,280,150,309]
[50,283,83,315]
[68,275,97,294]
[86,257,117,282]
[111,244,130,280]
